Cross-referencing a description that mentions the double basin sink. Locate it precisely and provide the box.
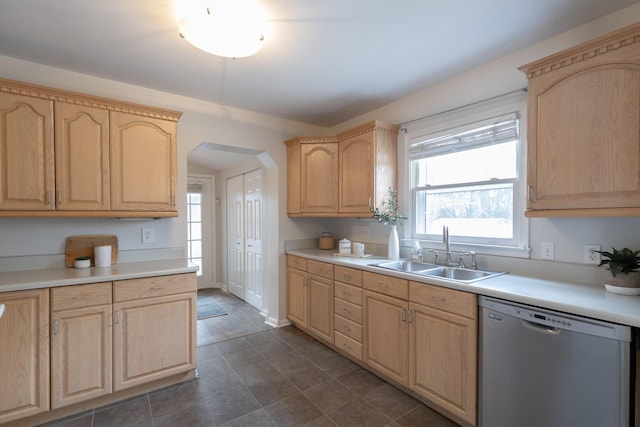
[369,260,505,283]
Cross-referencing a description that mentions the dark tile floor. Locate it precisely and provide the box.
[41,289,460,427]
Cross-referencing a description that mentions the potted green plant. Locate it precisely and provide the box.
[595,247,640,295]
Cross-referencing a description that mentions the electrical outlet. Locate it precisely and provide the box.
[584,244,601,264]
[142,227,155,243]
[541,242,554,260]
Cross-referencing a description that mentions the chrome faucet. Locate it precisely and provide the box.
[458,251,478,269]
[443,225,453,266]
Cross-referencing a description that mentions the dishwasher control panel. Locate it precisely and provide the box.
[480,296,631,341]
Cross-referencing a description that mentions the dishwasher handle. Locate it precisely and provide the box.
[521,319,560,335]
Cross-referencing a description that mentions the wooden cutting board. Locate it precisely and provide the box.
[65,235,118,267]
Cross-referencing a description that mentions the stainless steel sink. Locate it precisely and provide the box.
[417,266,505,283]
[371,260,437,273]
[370,261,505,283]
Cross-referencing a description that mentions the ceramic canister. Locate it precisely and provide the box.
[338,238,351,255]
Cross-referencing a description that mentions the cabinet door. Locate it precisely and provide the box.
[339,133,373,213]
[0,93,54,210]
[363,290,408,385]
[307,274,334,344]
[113,292,196,391]
[300,143,338,213]
[528,65,640,211]
[409,302,477,425]
[51,304,112,408]
[287,267,308,329]
[0,289,49,424]
[110,111,176,212]
[55,102,110,210]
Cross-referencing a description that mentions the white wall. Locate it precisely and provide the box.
[0,55,325,322]
[3,3,640,322]
[321,3,640,268]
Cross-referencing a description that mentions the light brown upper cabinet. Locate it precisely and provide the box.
[284,120,399,217]
[285,136,339,216]
[519,22,640,217]
[55,102,110,211]
[110,112,176,212]
[338,121,399,216]
[0,78,181,217]
[0,92,54,210]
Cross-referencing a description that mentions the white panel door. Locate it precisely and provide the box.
[244,169,263,310]
[227,175,244,299]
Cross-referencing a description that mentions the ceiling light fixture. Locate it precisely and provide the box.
[178,0,267,58]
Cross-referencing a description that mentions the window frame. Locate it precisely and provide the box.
[401,92,529,258]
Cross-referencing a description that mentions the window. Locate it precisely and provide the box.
[406,97,528,257]
[187,185,203,276]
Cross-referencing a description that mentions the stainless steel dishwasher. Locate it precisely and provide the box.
[479,296,632,427]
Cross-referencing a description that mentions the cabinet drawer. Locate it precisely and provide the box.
[307,260,334,279]
[334,298,362,323]
[409,281,477,319]
[363,272,408,300]
[52,282,112,311]
[335,266,362,287]
[334,314,362,341]
[335,282,362,306]
[287,255,307,271]
[335,331,362,360]
[114,273,196,302]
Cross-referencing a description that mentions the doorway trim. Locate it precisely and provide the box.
[187,174,215,289]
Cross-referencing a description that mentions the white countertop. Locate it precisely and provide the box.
[288,249,640,328]
[0,259,198,293]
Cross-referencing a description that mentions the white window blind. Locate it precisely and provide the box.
[409,112,519,160]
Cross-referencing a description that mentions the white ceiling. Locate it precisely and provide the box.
[1,0,638,130]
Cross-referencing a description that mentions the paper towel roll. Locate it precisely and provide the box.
[94,245,112,267]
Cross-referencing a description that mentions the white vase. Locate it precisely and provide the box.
[388,225,399,260]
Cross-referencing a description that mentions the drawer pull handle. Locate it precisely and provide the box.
[115,310,121,324]
[342,343,351,350]
[342,308,352,316]
[401,308,406,322]
[408,310,413,323]
[150,286,165,291]
[342,291,351,298]
[53,319,59,335]
[431,296,446,303]
[72,296,91,300]
[377,282,388,289]
[343,325,352,332]
[344,274,351,280]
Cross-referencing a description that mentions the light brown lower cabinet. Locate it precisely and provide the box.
[408,285,477,425]
[51,282,113,409]
[1,272,196,425]
[0,289,50,425]
[289,259,479,426]
[286,256,334,344]
[113,274,197,391]
[363,290,409,385]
